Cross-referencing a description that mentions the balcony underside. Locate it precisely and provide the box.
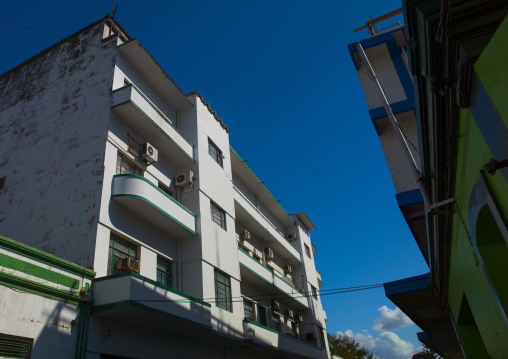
[112,174,197,239]
[384,274,463,359]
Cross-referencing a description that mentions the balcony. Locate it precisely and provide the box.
[316,270,323,288]
[111,84,194,166]
[234,187,300,264]
[243,320,322,359]
[92,272,211,333]
[238,247,308,309]
[111,174,197,238]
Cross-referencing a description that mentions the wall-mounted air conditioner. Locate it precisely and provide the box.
[295,314,304,322]
[287,233,297,241]
[116,257,140,273]
[286,309,294,318]
[141,142,158,163]
[284,264,292,273]
[240,229,250,241]
[176,171,194,187]
[264,248,273,260]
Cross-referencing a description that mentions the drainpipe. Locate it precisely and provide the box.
[355,41,436,274]
[354,41,431,211]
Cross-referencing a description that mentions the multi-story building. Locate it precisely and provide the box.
[349,1,508,358]
[0,15,329,359]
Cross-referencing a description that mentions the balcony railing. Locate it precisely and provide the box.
[234,186,300,263]
[111,174,197,238]
[238,247,308,308]
[243,320,321,358]
[111,84,194,166]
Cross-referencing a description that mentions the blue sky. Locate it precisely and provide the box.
[1,1,429,357]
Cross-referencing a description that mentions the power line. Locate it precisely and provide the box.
[129,275,427,306]
[0,18,103,48]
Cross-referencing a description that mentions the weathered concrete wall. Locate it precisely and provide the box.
[0,21,117,268]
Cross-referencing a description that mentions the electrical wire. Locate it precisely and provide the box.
[129,275,427,306]
[0,18,103,48]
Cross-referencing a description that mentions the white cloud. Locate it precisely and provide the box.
[338,329,417,359]
[372,306,414,332]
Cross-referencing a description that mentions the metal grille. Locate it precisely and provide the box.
[243,300,254,319]
[156,258,173,288]
[211,202,226,229]
[0,333,33,359]
[215,270,231,312]
[108,234,138,275]
[116,153,142,175]
[208,139,223,167]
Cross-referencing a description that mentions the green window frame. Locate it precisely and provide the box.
[215,269,232,312]
[208,139,223,167]
[211,202,226,230]
[304,244,311,258]
[244,299,254,319]
[271,312,281,332]
[258,305,267,326]
[116,152,142,175]
[108,233,138,275]
[311,285,318,300]
[156,258,173,288]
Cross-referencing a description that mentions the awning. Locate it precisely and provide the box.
[384,274,463,359]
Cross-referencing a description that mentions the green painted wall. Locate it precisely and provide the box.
[449,15,508,359]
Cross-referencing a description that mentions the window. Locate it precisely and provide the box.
[318,326,326,349]
[158,181,173,197]
[156,258,173,288]
[208,139,223,167]
[244,299,254,320]
[304,244,311,258]
[271,312,281,332]
[108,233,138,275]
[258,305,267,326]
[211,202,226,230]
[291,321,299,339]
[311,285,318,300]
[116,153,142,175]
[215,270,232,312]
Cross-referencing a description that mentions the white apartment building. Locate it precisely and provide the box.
[0,15,329,359]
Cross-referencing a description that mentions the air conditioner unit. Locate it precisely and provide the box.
[287,233,297,241]
[176,171,194,187]
[116,257,140,273]
[306,332,316,341]
[284,264,292,273]
[286,309,294,318]
[264,248,273,260]
[271,300,280,311]
[295,314,304,322]
[240,229,250,241]
[141,142,158,163]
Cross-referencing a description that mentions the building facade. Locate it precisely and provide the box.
[349,1,508,358]
[0,16,329,359]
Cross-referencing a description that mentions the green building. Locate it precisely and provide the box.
[349,0,508,357]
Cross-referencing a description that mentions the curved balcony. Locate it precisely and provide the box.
[111,174,197,239]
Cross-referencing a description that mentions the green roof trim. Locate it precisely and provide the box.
[0,252,80,289]
[0,235,95,279]
[0,270,81,305]
[230,146,296,225]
